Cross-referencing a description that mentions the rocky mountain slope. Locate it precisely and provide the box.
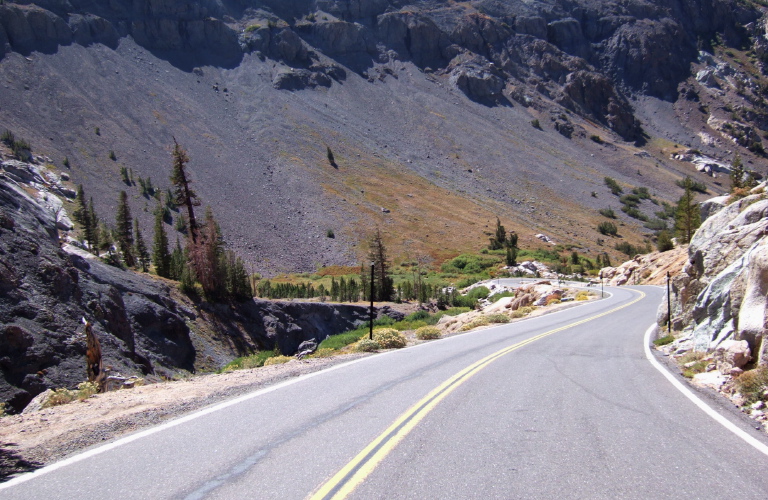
[0,155,377,413]
[1,0,767,273]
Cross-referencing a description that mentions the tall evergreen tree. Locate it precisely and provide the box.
[152,207,171,278]
[505,231,518,266]
[134,219,150,272]
[115,191,135,267]
[86,197,99,252]
[675,178,701,244]
[191,207,224,298]
[169,238,186,280]
[170,138,200,243]
[730,154,745,192]
[368,228,393,301]
[72,184,87,225]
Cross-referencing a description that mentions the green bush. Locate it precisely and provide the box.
[599,208,617,219]
[415,326,441,340]
[441,254,497,274]
[653,335,675,346]
[373,328,407,348]
[354,338,380,352]
[604,177,623,195]
[598,221,618,236]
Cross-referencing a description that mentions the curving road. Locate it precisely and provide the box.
[2,285,767,499]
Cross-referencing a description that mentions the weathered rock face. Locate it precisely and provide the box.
[0,161,373,413]
[1,0,759,140]
[659,183,768,366]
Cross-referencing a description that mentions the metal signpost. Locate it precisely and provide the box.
[369,262,375,340]
[666,271,672,333]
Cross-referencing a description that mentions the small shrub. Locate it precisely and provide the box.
[0,402,6,417]
[622,206,648,221]
[679,351,708,378]
[109,150,117,161]
[597,221,618,236]
[575,291,590,301]
[76,381,99,400]
[415,326,441,340]
[372,328,407,348]
[263,355,292,366]
[653,335,675,346]
[511,306,537,318]
[460,317,489,331]
[531,119,541,130]
[486,313,510,324]
[43,388,76,408]
[63,156,70,168]
[599,208,616,219]
[604,177,623,195]
[245,24,261,32]
[326,229,335,238]
[675,178,707,193]
[94,127,100,135]
[733,367,768,404]
[590,134,603,144]
[354,338,380,352]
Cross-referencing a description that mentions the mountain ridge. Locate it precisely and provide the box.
[0,0,766,274]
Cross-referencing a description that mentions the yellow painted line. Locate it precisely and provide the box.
[310,290,647,500]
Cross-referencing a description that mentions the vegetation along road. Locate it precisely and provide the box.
[2,285,768,499]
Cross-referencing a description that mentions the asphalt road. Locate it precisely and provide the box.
[2,285,767,499]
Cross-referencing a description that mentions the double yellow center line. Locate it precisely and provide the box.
[310,290,646,500]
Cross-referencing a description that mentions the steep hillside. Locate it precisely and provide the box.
[0,0,767,274]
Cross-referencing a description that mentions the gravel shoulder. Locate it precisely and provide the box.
[0,354,368,479]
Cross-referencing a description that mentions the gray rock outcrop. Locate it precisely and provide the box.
[660,183,768,366]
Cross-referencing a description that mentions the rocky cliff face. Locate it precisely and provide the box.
[0,0,758,139]
[0,157,372,413]
[659,183,768,368]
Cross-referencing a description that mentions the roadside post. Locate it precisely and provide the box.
[666,271,672,334]
[599,271,604,298]
[370,262,375,340]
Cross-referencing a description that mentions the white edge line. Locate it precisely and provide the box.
[1,290,618,489]
[643,324,768,457]
[0,355,371,489]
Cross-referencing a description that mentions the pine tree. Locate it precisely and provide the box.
[86,198,99,252]
[730,154,745,192]
[222,250,252,300]
[115,191,135,267]
[170,138,200,243]
[191,207,224,298]
[134,219,150,272]
[152,207,171,278]
[169,238,186,280]
[489,217,506,250]
[72,185,87,225]
[368,228,393,301]
[675,178,701,244]
[505,231,518,266]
